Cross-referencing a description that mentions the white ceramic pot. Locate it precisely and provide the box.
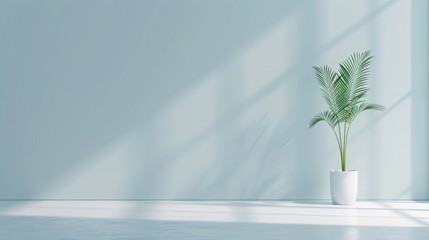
[330,170,358,205]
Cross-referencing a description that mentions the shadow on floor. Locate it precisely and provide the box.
[0,216,428,240]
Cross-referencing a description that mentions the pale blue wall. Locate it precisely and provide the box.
[0,0,427,200]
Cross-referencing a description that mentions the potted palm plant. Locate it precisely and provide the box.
[309,51,385,205]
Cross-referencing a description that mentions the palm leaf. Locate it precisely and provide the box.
[309,110,339,129]
[347,102,385,123]
[313,65,338,111]
[338,51,373,108]
[331,76,350,121]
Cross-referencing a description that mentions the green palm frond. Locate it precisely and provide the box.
[338,51,372,105]
[347,102,385,123]
[309,110,338,129]
[313,65,338,111]
[331,76,350,121]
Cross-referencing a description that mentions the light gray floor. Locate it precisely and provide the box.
[0,201,428,239]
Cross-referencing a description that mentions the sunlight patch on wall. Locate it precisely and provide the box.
[160,75,218,152]
[376,0,411,103]
[320,0,368,46]
[40,136,140,199]
[240,9,301,99]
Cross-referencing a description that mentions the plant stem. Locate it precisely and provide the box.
[332,127,342,166]
[344,123,352,171]
[337,123,343,170]
[342,122,347,171]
